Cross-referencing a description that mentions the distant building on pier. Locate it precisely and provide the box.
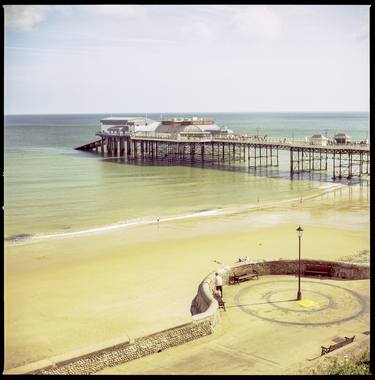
[310,134,329,146]
[100,116,233,136]
[100,117,159,134]
[334,133,351,144]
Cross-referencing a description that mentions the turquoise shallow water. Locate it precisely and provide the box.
[4,112,369,239]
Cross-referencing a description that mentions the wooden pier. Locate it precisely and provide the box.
[76,132,370,181]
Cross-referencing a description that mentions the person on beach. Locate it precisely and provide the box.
[215,272,223,298]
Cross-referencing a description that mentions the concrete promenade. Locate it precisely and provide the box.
[99,275,370,375]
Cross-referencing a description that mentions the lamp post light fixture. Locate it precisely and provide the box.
[296,225,303,301]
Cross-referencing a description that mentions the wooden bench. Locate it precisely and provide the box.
[321,336,355,356]
[229,270,259,285]
[305,264,333,277]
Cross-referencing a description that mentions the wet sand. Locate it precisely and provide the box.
[4,184,369,370]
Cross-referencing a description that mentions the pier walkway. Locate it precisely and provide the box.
[76,132,370,181]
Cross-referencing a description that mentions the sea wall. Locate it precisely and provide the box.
[7,259,369,375]
[222,259,370,283]
[190,259,370,316]
[6,319,214,375]
[190,271,220,325]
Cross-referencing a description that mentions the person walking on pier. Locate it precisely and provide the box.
[215,272,223,298]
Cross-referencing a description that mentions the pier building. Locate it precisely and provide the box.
[100,116,233,136]
[100,117,159,133]
[309,134,329,146]
[334,133,351,144]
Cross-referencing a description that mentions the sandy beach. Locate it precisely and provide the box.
[4,4,370,374]
[4,183,369,370]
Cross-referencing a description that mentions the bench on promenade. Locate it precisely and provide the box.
[321,336,355,356]
[305,263,333,277]
[229,269,259,285]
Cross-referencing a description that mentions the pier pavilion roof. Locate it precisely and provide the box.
[100,117,156,126]
[334,133,351,138]
[156,122,224,135]
[311,134,328,139]
[183,125,203,133]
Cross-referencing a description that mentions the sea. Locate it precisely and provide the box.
[4,112,370,241]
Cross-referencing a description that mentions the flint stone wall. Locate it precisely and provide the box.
[191,271,220,325]
[191,259,370,316]
[12,319,213,375]
[221,259,370,285]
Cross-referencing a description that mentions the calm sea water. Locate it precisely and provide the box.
[4,112,369,239]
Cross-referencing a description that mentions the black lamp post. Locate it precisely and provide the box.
[296,225,303,301]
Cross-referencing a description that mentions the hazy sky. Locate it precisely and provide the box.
[4,4,370,114]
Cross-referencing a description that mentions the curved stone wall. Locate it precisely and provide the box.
[191,272,220,326]
[191,259,370,318]
[224,259,370,283]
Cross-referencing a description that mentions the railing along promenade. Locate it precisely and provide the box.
[76,131,370,180]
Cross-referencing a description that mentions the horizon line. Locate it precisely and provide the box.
[4,110,370,116]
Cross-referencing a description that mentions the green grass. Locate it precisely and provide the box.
[312,350,371,375]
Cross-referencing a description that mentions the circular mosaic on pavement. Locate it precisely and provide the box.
[234,279,367,327]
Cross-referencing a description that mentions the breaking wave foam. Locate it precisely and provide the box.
[4,182,348,245]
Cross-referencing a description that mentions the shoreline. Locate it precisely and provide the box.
[4,181,351,246]
[4,180,369,370]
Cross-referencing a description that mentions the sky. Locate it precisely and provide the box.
[3,4,370,114]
